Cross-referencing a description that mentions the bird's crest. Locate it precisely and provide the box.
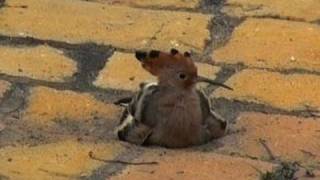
[135,48,233,90]
[135,48,197,77]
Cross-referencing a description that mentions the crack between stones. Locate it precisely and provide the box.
[84,146,146,179]
[0,0,5,8]
[223,3,318,24]
[128,5,201,14]
[0,35,115,92]
[252,66,320,76]
[199,0,245,63]
[0,83,28,115]
[311,19,320,25]
[214,62,320,76]
[250,15,306,23]
[224,3,263,11]
[0,73,134,106]
[2,4,28,9]
[145,22,166,49]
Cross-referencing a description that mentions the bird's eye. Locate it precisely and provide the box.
[178,73,187,80]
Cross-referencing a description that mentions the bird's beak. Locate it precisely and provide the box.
[197,76,233,90]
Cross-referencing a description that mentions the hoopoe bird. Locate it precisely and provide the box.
[115,49,232,148]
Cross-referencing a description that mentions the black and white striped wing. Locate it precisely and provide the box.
[115,82,158,145]
[198,89,227,138]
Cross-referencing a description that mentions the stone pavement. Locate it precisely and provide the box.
[0,0,319,179]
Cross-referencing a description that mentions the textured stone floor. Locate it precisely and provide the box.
[0,0,319,179]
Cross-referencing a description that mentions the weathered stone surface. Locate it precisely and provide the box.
[0,0,210,52]
[212,69,320,111]
[90,0,200,9]
[23,86,121,125]
[217,112,320,166]
[0,140,123,179]
[223,0,320,22]
[94,52,156,91]
[0,80,11,100]
[94,52,220,91]
[213,18,320,72]
[111,150,273,180]
[0,46,77,82]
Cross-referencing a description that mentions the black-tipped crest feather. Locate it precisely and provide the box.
[149,50,160,58]
[135,51,147,61]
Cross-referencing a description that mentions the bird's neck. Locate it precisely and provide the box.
[158,84,196,96]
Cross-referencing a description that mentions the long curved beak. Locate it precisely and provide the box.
[197,76,233,90]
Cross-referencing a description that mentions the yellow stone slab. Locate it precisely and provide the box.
[0,80,11,99]
[218,112,320,166]
[0,46,77,82]
[91,0,200,9]
[0,140,123,179]
[94,52,221,91]
[23,86,121,125]
[112,150,273,180]
[223,0,320,22]
[213,18,320,72]
[1,0,210,52]
[212,69,320,111]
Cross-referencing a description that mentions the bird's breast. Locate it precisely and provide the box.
[157,92,203,133]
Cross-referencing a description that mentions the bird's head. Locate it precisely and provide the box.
[135,48,232,90]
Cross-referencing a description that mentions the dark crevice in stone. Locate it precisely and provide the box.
[84,146,145,180]
[199,0,244,62]
[210,14,244,50]
[253,66,320,76]
[63,44,114,90]
[0,73,134,105]
[215,62,320,76]
[38,169,78,179]
[0,73,75,91]
[0,35,77,48]
[211,97,320,123]
[0,174,9,180]
[0,35,115,91]
[200,0,225,12]
[223,3,263,11]
[113,47,136,53]
[0,83,28,114]
[222,3,316,24]
[0,0,5,8]
[223,4,313,23]
[311,19,320,25]
[3,4,28,9]
[144,22,166,50]
[250,15,306,23]
[129,5,200,13]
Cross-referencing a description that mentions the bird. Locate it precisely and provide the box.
[114,48,233,148]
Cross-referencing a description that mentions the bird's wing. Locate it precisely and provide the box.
[113,97,133,107]
[197,88,227,138]
[130,82,158,122]
[115,82,158,145]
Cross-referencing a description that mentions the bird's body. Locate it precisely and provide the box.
[115,49,231,148]
[144,85,204,147]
